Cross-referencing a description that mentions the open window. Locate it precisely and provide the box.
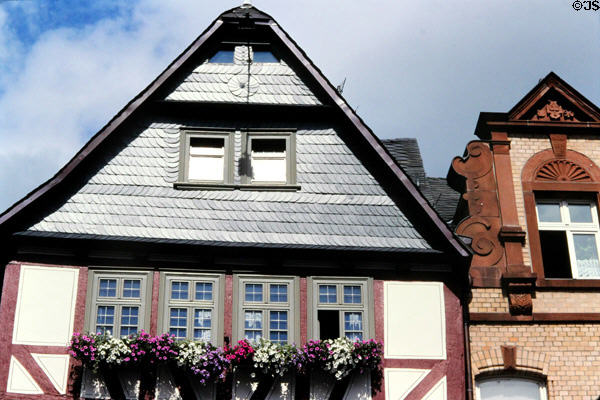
[536,198,600,278]
[309,278,372,341]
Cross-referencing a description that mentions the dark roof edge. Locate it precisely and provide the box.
[0,5,469,258]
[267,22,469,258]
[0,14,224,224]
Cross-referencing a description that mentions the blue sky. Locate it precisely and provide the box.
[0,0,599,212]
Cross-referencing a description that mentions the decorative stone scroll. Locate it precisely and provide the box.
[532,100,578,122]
[535,159,591,182]
[452,142,504,277]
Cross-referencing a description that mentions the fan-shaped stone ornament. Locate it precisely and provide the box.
[535,159,591,182]
[228,73,259,98]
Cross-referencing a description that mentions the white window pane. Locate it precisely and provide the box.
[536,203,561,222]
[190,146,224,156]
[478,378,542,399]
[573,234,600,277]
[568,203,593,223]
[189,155,224,181]
[251,158,286,182]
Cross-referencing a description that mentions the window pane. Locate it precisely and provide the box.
[253,51,278,63]
[536,202,561,223]
[120,307,139,337]
[568,203,594,223]
[169,308,187,339]
[244,311,263,341]
[270,284,288,302]
[344,312,363,341]
[99,279,117,297]
[209,50,234,63]
[96,306,114,335]
[319,285,337,303]
[189,138,225,182]
[251,139,287,183]
[269,311,288,344]
[539,230,572,278]
[343,286,361,304]
[195,282,213,301]
[123,280,141,298]
[573,234,600,278]
[171,281,189,300]
[194,309,212,342]
[478,378,542,399]
[245,283,263,302]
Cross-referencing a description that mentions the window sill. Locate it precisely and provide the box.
[537,278,600,288]
[174,182,301,191]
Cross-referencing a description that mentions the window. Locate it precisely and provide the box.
[252,50,279,63]
[178,130,233,185]
[234,276,298,344]
[309,278,372,341]
[476,376,546,399]
[208,50,234,63]
[243,131,296,186]
[536,198,600,278]
[87,271,152,337]
[159,273,223,343]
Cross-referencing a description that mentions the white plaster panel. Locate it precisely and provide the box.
[31,353,70,394]
[384,368,429,400]
[6,356,43,394]
[384,282,446,359]
[13,265,79,346]
[422,377,446,400]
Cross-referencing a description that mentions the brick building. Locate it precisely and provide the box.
[449,72,600,399]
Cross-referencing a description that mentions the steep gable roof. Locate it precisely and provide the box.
[0,5,468,257]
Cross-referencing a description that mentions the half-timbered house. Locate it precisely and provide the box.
[0,4,470,399]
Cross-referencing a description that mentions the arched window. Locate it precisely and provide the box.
[476,376,547,400]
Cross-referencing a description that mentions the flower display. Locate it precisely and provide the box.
[176,340,229,384]
[69,332,383,382]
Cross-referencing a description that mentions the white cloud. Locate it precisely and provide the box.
[0,0,599,211]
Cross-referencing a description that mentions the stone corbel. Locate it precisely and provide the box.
[501,273,536,316]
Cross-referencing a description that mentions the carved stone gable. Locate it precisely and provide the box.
[535,159,591,182]
[532,100,578,122]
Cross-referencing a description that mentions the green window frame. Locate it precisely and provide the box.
[177,129,234,186]
[159,272,225,344]
[308,277,374,341]
[241,130,297,186]
[233,275,299,344]
[86,270,152,337]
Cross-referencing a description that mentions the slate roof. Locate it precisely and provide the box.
[23,122,433,252]
[382,139,459,223]
[165,46,321,105]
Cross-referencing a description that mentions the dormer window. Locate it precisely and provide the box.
[243,131,296,186]
[252,50,278,63]
[178,130,233,185]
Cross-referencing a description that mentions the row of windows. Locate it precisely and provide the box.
[178,130,296,187]
[86,272,372,345]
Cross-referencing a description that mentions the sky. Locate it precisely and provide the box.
[0,0,599,212]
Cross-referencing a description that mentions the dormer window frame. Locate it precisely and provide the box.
[177,129,235,187]
[241,129,297,187]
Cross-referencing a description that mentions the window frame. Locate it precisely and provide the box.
[232,275,300,344]
[475,375,547,400]
[241,130,297,187]
[307,277,374,341]
[158,272,225,345]
[536,198,600,279]
[85,270,153,337]
[176,129,234,187]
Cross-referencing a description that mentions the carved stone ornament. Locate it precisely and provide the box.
[535,159,591,182]
[533,100,578,122]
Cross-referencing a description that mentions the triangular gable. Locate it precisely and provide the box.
[509,72,600,122]
[0,5,468,258]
